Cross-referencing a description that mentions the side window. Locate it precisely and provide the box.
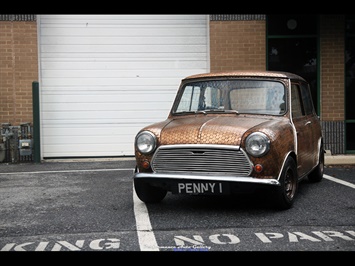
[300,82,315,115]
[291,84,304,118]
[176,85,201,112]
[175,85,222,112]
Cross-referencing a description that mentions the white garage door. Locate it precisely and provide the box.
[38,15,209,158]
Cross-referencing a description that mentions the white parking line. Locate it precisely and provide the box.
[0,169,133,175]
[323,174,355,189]
[132,184,159,251]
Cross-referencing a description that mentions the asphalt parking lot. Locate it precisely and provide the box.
[0,157,355,253]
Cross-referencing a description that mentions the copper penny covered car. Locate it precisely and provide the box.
[133,71,324,209]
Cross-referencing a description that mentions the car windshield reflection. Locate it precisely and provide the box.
[173,79,286,115]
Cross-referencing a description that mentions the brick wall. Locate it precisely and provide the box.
[0,15,348,156]
[0,20,38,126]
[320,15,345,121]
[209,20,266,72]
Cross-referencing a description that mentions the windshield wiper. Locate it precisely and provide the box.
[207,109,239,114]
[175,110,239,115]
[197,109,239,115]
[174,111,197,115]
[196,110,207,114]
[224,110,239,114]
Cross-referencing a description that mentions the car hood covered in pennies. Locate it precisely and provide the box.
[148,115,278,146]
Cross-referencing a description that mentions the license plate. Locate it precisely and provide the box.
[174,181,228,195]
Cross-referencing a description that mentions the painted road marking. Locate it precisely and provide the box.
[323,174,355,189]
[133,184,159,251]
[0,169,133,175]
[1,229,354,251]
[1,238,121,251]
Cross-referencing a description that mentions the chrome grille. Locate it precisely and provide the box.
[151,145,252,176]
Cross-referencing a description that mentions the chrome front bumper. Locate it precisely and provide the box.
[133,172,281,186]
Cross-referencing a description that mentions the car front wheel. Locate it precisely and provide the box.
[272,156,298,210]
[134,179,167,203]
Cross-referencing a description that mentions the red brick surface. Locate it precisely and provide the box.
[0,21,38,125]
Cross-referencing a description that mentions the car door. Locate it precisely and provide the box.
[299,81,321,169]
[290,82,315,178]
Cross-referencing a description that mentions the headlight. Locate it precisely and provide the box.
[245,132,270,157]
[135,131,157,154]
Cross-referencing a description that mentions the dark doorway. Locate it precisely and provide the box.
[267,15,319,114]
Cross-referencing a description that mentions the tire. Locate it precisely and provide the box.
[308,144,324,183]
[272,157,298,210]
[134,179,167,203]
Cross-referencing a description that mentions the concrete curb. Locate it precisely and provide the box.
[325,150,355,165]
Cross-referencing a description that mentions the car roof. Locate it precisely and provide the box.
[182,70,307,82]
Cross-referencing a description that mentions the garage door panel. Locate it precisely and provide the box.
[42,96,175,106]
[42,102,173,111]
[43,134,136,144]
[42,36,207,45]
[43,143,135,157]
[43,125,143,136]
[40,26,206,37]
[42,110,170,119]
[42,92,176,103]
[41,77,184,86]
[42,118,162,125]
[41,52,207,60]
[41,61,207,70]
[40,14,207,25]
[41,44,207,54]
[41,69,206,78]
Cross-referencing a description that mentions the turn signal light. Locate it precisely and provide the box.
[254,164,263,173]
[142,160,150,169]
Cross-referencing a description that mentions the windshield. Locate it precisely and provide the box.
[173,79,286,115]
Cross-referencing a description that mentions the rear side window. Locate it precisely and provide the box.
[300,82,315,115]
[291,84,304,118]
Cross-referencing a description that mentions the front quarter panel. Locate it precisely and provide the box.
[134,119,172,173]
[242,119,295,179]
